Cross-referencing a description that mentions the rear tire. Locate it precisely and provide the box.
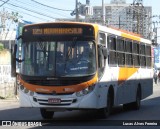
[123,103,132,110]
[132,87,141,110]
[123,87,141,111]
[40,108,54,119]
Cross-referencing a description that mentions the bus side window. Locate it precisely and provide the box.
[99,33,106,46]
[98,45,106,79]
[108,35,117,66]
[125,39,133,67]
[146,45,151,67]
[140,43,146,67]
[117,37,125,66]
[133,41,140,67]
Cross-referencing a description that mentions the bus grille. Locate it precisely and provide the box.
[35,98,77,106]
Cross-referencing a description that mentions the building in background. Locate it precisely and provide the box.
[90,0,152,39]
[56,0,152,39]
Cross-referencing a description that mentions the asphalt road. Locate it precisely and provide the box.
[0,83,160,129]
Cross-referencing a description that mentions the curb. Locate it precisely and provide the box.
[0,96,19,103]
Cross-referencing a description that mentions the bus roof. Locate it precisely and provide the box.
[23,21,152,44]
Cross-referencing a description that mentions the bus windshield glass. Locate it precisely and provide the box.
[21,41,96,77]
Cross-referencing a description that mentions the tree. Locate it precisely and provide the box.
[0,43,4,51]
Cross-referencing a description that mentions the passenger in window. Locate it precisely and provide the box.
[158,71,160,84]
[153,70,158,84]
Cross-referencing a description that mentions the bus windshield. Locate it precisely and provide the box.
[21,41,96,77]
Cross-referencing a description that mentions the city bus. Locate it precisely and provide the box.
[12,22,153,119]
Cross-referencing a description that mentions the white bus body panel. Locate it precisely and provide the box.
[18,24,153,110]
[18,86,104,110]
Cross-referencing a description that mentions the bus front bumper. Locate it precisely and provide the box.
[19,90,99,110]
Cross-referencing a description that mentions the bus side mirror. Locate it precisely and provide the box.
[14,44,17,58]
[102,48,108,59]
[98,45,108,59]
[11,44,17,77]
[17,35,22,40]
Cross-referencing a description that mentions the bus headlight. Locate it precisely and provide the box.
[20,85,24,90]
[24,88,29,93]
[19,84,34,96]
[76,84,95,97]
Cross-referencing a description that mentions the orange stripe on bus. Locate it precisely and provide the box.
[121,33,140,41]
[19,74,98,94]
[118,67,139,85]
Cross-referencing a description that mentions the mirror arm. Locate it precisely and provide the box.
[17,35,22,40]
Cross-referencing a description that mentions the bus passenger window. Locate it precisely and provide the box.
[117,52,125,66]
[98,45,106,78]
[116,38,125,52]
[109,51,117,65]
[125,40,132,53]
[108,36,116,50]
[125,39,133,67]
[140,43,146,67]
[126,53,133,66]
[133,42,139,54]
[146,45,151,67]
[133,42,140,67]
[108,35,117,66]
[99,33,106,46]
[133,55,140,67]
[146,45,151,56]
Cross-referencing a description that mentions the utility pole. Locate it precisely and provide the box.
[132,0,145,36]
[102,0,105,25]
[76,0,79,21]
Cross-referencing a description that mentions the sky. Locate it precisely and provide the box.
[0,0,160,39]
[0,0,159,23]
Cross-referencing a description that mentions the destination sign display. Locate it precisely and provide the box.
[23,23,95,42]
[32,28,83,35]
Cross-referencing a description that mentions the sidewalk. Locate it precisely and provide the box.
[0,95,19,104]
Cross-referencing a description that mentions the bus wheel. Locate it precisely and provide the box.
[132,87,141,110]
[98,91,112,118]
[40,108,54,119]
[123,103,130,110]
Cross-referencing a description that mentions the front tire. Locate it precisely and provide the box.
[98,91,112,118]
[40,108,54,119]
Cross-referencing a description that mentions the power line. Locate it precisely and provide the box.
[31,0,73,11]
[5,7,50,22]
[2,0,72,21]
[0,0,9,7]
[12,0,70,18]
[0,0,57,19]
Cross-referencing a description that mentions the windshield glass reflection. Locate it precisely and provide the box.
[21,41,96,77]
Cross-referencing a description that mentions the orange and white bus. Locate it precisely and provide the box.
[12,22,153,119]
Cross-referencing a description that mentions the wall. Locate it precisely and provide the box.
[0,50,15,98]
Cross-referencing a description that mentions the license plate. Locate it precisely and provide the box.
[48,98,61,104]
